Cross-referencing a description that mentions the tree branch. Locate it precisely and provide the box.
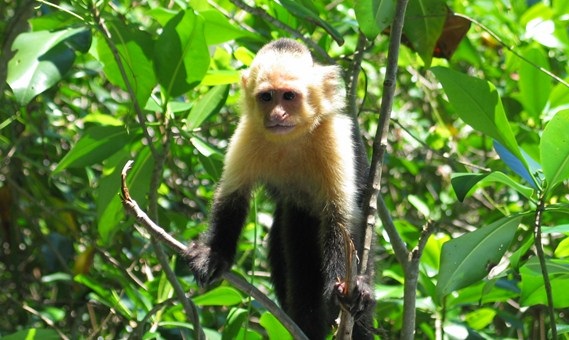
[120,161,308,340]
[533,193,557,340]
[229,0,334,64]
[361,0,410,270]
[402,220,436,340]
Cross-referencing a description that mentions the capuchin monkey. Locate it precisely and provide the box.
[186,38,375,339]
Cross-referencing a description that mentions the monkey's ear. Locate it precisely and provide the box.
[321,65,343,97]
[241,69,250,88]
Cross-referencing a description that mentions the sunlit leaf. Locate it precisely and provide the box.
[519,45,551,118]
[465,308,496,330]
[554,237,569,258]
[3,329,60,340]
[520,257,569,308]
[451,171,534,202]
[542,224,569,234]
[260,312,292,339]
[94,21,156,109]
[354,0,395,39]
[193,286,242,306]
[436,215,521,301]
[7,27,91,105]
[154,10,209,98]
[432,67,527,169]
[186,85,229,130]
[540,110,569,192]
[200,10,255,45]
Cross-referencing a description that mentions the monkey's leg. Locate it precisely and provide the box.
[280,203,330,339]
[268,203,289,312]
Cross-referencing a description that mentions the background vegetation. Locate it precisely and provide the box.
[1,0,569,338]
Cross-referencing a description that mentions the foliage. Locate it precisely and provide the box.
[1,0,569,338]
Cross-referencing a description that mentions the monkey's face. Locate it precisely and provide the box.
[256,87,308,136]
[242,66,318,142]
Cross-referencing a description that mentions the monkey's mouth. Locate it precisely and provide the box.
[265,123,296,134]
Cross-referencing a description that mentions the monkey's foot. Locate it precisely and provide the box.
[334,275,375,320]
[185,242,231,286]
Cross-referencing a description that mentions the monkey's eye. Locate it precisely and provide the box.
[258,92,273,102]
[283,91,296,101]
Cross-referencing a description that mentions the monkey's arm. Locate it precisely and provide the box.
[321,211,375,320]
[185,188,250,286]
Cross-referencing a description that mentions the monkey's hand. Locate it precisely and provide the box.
[185,242,231,286]
[334,275,375,320]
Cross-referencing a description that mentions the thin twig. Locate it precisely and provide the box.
[533,193,557,339]
[229,0,334,64]
[22,303,70,340]
[457,14,569,89]
[92,6,157,157]
[120,161,308,340]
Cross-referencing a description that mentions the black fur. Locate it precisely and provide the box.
[185,190,249,286]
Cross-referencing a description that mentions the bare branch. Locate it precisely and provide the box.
[120,160,205,339]
[120,161,308,340]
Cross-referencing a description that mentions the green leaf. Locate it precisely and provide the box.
[279,0,344,44]
[520,257,569,308]
[29,10,82,31]
[186,85,229,130]
[147,7,178,27]
[3,329,60,340]
[222,308,249,340]
[74,274,133,317]
[193,286,242,306]
[202,70,240,86]
[436,215,521,301]
[542,224,569,234]
[549,81,569,116]
[554,237,569,258]
[519,46,551,118]
[191,136,224,181]
[7,27,91,105]
[432,67,527,168]
[200,10,255,45]
[154,10,210,98]
[403,0,447,67]
[465,308,496,330]
[451,172,535,202]
[53,126,134,175]
[355,0,396,39]
[94,21,156,109]
[540,110,569,192]
[260,312,292,340]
